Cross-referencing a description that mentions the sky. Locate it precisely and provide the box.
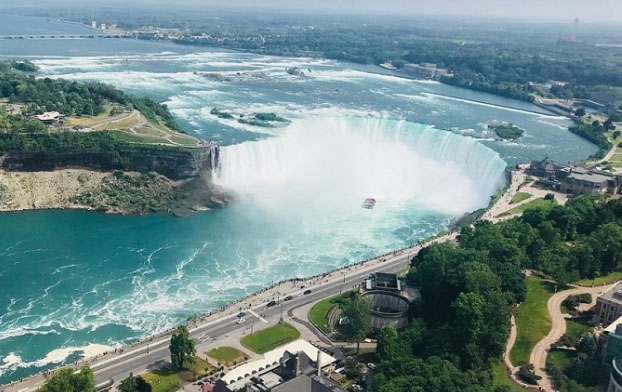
[0,0,621,22]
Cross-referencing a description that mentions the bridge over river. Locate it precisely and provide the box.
[0,34,129,40]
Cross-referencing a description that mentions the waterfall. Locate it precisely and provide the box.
[215,116,507,215]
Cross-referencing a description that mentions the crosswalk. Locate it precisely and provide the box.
[247,308,268,323]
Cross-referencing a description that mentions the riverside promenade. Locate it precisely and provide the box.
[0,231,456,392]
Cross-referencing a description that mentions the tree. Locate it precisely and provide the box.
[376,325,399,360]
[118,373,138,392]
[344,357,363,379]
[40,367,95,392]
[118,372,152,392]
[576,333,597,357]
[588,223,622,273]
[169,325,196,370]
[337,294,372,353]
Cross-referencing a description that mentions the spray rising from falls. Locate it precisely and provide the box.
[215,116,507,216]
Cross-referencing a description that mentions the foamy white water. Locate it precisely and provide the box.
[217,116,506,215]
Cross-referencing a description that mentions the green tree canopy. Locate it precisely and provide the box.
[169,325,196,370]
[337,293,372,353]
[40,367,95,392]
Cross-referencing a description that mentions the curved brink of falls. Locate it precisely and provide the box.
[215,116,507,216]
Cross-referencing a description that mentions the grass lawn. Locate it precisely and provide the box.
[142,368,181,392]
[508,198,557,215]
[546,349,575,372]
[510,276,554,367]
[142,358,214,392]
[65,111,113,127]
[610,154,622,163]
[574,270,622,286]
[510,192,532,204]
[207,346,246,366]
[241,322,301,354]
[566,317,593,342]
[110,130,167,144]
[181,357,215,379]
[170,134,200,145]
[92,114,141,130]
[491,360,530,392]
[308,294,342,332]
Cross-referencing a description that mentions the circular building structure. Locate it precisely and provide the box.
[361,290,411,330]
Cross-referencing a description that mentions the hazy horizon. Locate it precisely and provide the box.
[0,0,621,22]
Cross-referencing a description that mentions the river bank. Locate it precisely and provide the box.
[0,168,235,216]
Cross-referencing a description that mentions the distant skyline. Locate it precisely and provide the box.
[0,0,621,22]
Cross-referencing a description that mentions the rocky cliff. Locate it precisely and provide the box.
[0,144,220,180]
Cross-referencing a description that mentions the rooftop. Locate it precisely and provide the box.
[271,374,337,392]
[565,167,613,183]
[599,282,622,304]
[34,111,63,121]
[365,272,400,291]
[221,339,336,386]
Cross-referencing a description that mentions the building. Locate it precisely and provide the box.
[91,21,97,29]
[603,322,622,377]
[608,356,622,392]
[364,272,401,292]
[558,166,619,195]
[34,111,65,126]
[401,63,452,80]
[528,158,621,195]
[593,283,622,326]
[214,340,343,392]
[528,157,561,179]
[361,273,413,330]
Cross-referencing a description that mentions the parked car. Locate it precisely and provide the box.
[284,295,293,301]
[267,300,277,307]
[303,290,312,295]
[238,312,246,318]
[367,363,376,370]
[236,318,246,324]
[350,385,363,392]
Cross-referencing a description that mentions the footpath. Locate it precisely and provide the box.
[529,284,613,391]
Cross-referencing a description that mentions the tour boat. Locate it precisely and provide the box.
[363,198,376,209]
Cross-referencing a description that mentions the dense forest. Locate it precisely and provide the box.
[372,194,622,392]
[0,61,180,131]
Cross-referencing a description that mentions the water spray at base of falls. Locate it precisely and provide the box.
[215,116,507,216]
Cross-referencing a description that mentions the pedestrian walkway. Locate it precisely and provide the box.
[529,283,613,391]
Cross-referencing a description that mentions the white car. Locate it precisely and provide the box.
[236,318,246,324]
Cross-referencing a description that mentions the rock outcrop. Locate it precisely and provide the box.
[0,144,219,180]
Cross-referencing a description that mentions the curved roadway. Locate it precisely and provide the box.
[529,284,613,391]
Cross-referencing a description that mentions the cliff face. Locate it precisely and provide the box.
[0,144,220,180]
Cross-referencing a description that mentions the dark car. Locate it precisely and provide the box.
[267,300,277,307]
[303,290,312,295]
[284,296,293,301]
[238,312,247,317]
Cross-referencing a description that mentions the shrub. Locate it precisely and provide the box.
[518,364,540,385]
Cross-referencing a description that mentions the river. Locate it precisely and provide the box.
[0,14,598,384]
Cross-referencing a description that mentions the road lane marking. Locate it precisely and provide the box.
[247,309,268,323]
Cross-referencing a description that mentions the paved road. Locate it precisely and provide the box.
[529,284,613,391]
[3,247,419,392]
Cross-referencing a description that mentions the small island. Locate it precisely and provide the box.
[489,123,525,140]
[210,108,289,128]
